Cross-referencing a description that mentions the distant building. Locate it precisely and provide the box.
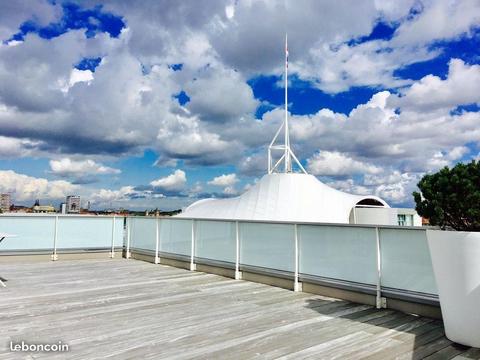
[33,205,56,213]
[66,195,81,213]
[9,205,30,213]
[60,203,66,214]
[0,194,11,212]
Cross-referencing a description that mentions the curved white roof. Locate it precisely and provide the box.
[179,40,389,224]
[178,173,389,223]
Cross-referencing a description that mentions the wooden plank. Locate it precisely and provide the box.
[425,343,472,360]
[452,347,480,360]
[0,259,472,360]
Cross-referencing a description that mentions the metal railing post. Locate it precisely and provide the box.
[375,227,385,308]
[126,217,131,259]
[51,215,58,261]
[190,220,196,271]
[110,215,116,258]
[294,223,301,292]
[235,221,242,280]
[155,217,160,264]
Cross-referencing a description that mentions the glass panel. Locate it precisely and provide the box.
[240,222,294,272]
[0,216,55,251]
[159,219,191,256]
[380,228,437,294]
[129,217,157,251]
[57,216,119,249]
[195,220,235,263]
[299,225,377,285]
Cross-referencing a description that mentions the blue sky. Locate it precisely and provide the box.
[0,0,479,210]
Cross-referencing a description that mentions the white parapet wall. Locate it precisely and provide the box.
[353,207,422,226]
[353,207,397,225]
[427,230,480,347]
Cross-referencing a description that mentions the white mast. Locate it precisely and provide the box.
[284,34,291,172]
[268,34,307,175]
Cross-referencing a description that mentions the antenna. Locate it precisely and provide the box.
[268,34,307,175]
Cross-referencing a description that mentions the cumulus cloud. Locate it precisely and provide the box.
[0,170,78,202]
[293,1,480,93]
[89,186,137,204]
[391,0,480,46]
[203,173,240,198]
[327,179,371,196]
[208,173,238,187]
[388,59,480,112]
[50,158,120,176]
[64,68,94,91]
[156,114,239,166]
[0,0,61,41]
[150,169,187,191]
[185,66,258,122]
[88,184,193,210]
[0,136,39,158]
[307,151,382,176]
[1,0,480,207]
[238,153,268,176]
[223,186,238,196]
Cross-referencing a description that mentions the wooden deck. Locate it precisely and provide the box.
[0,259,478,359]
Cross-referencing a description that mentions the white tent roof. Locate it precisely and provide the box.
[178,39,389,224]
[178,173,389,224]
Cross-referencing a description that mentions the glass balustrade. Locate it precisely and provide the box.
[0,215,440,298]
[379,228,438,294]
[195,220,236,263]
[299,225,378,285]
[0,216,55,250]
[57,216,122,249]
[159,218,192,256]
[240,222,295,272]
[129,217,157,251]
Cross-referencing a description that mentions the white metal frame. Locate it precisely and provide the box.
[155,218,160,264]
[126,217,131,259]
[375,227,386,308]
[294,224,301,291]
[190,220,196,271]
[110,215,116,258]
[51,215,58,261]
[235,221,241,280]
[0,235,9,287]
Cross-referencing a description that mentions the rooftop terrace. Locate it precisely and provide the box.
[1,258,478,359]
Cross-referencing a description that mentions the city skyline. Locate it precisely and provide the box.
[0,1,479,210]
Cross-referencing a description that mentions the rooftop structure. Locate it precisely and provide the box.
[180,36,389,223]
[180,173,388,223]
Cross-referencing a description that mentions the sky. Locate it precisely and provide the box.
[0,0,479,210]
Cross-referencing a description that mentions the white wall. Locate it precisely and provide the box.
[353,207,422,226]
[353,207,397,225]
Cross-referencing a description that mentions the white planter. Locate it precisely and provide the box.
[427,230,480,347]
